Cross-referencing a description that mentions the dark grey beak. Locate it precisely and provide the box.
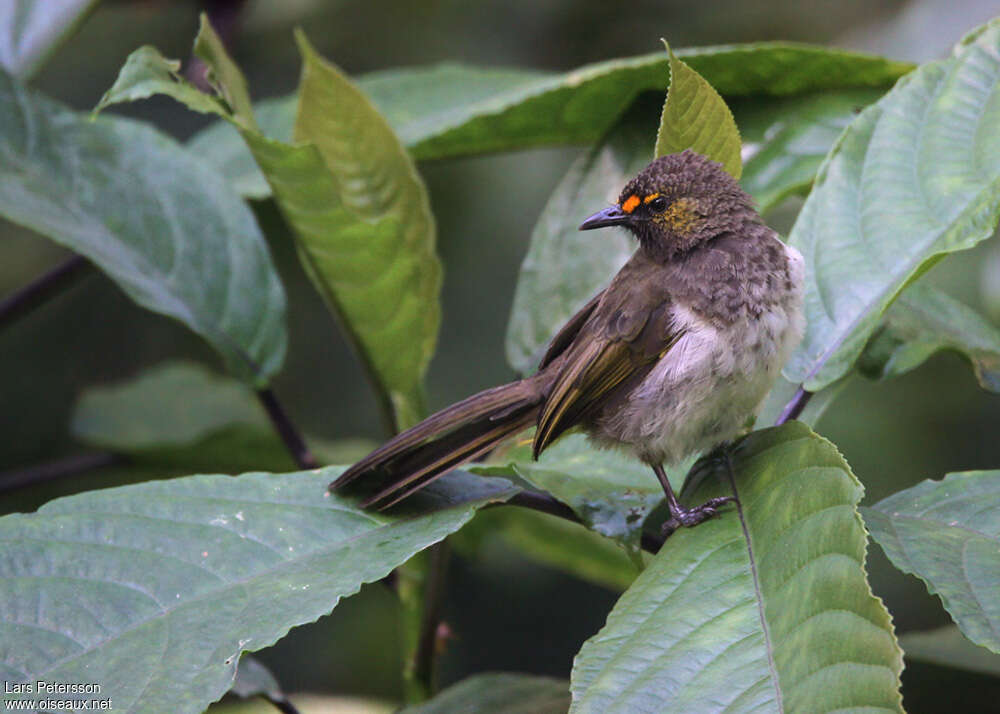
[579,205,632,230]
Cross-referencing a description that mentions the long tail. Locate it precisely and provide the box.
[330,377,545,509]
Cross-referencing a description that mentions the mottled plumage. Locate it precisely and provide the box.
[333,150,804,530]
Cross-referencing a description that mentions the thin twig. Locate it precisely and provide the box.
[255,389,319,469]
[412,541,450,695]
[501,489,664,554]
[775,386,813,425]
[0,255,89,332]
[0,452,124,493]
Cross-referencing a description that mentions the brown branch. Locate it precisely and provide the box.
[412,541,450,695]
[775,386,813,425]
[255,389,319,470]
[0,452,124,493]
[0,255,89,332]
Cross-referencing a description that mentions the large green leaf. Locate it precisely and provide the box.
[0,468,517,714]
[188,44,912,199]
[570,423,902,714]
[402,673,570,714]
[290,30,441,429]
[0,0,96,78]
[858,283,1000,391]
[0,69,287,386]
[655,45,741,177]
[900,625,1000,677]
[738,88,885,214]
[96,21,442,430]
[864,470,1000,654]
[785,19,1000,391]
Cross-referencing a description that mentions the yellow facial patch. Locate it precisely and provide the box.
[658,197,698,234]
[621,194,640,213]
[642,192,661,205]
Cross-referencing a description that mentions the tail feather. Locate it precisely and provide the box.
[331,378,543,509]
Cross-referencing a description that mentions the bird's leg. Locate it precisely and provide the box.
[653,462,736,536]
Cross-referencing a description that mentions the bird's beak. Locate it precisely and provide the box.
[579,205,632,231]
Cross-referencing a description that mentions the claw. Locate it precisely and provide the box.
[660,496,737,536]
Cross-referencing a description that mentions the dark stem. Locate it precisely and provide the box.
[0,452,124,493]
[0,255,89,332]
[502,489,664,554]
[255,389,319,470]
[413,540,450,694]
[774,386,813,426]
[261,694,301,714]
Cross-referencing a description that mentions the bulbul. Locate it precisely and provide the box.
[332,150,805,532]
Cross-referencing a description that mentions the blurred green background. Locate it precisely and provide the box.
[4,0,1000,711]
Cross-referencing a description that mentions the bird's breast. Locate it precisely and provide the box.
[589,241,805,465]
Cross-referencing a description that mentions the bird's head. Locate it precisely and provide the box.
[579,150,758,261]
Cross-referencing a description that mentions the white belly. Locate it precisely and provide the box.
[591,245,805,465]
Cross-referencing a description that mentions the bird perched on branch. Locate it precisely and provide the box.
[332,150,804,533]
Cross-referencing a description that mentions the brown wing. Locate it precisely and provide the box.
[538,291,603,369]
[533,271,682,458]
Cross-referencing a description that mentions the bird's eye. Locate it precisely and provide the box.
[648,196,668,212]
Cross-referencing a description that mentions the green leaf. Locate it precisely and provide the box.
[505,123,650,374]
[858,283,1000,391]
[402,673,570,714]
[570,423,902,713]
[69,362,375,473]
[864,470,1000,654]
[0,0,96,78]
[188,45,913,199]
[192,14,257,129]
[455,507,641,591]
[366,44,909,162]
[290,30,441,429]
[0,468,517,714]
[785,19,1000,391]
[738,89,884,214]
[473,433,687,556]
[96,29,443,430]
[0,70,287,386]
[71,362,269,450]
[900,625,1000,677]
[93,44,229,119]
[655,44,741,178]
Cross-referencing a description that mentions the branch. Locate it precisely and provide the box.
[775,386,813,425]
[0,255,89,332]
[412,541,450,695]
[255,388,319,469]
[0,452,123,493]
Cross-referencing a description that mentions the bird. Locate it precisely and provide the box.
[331,149,805,533]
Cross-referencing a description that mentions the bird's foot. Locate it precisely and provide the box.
[661,496,737,536]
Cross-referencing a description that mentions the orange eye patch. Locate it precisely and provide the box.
[643,193,661,204]
[621,195,640,213]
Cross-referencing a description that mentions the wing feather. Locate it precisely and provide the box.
[533,292,682,457]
